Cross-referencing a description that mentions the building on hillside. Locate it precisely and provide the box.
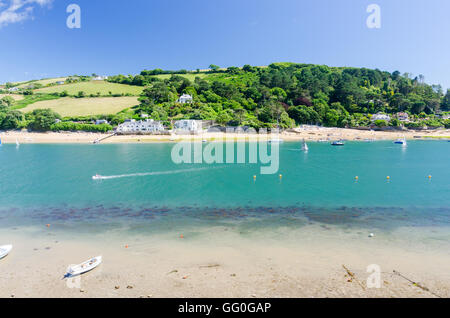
[140,113,149,119]
[371,113,391,122]
[396,112,409,122]
[443,114,450,120]
[174,120,202,133]
[116,119,165,134]
[95,119,109,125]
[93,76,109,81]
[8,87,19,92]
[56,81,65,85]
[178,94,193,104]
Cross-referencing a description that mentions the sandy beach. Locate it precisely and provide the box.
[0,224,449,298]
[1,128,449,144]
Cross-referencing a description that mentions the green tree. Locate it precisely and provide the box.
[1,96,15,107]
[0,110,23,130]
[27,109,61,131]
[209,64,220,72]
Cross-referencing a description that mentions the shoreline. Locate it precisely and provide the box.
[1,224,449,298]
[1,128,450,144]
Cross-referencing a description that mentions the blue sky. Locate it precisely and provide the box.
[0,0,449,89]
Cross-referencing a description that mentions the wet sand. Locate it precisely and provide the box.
[1,224,449,298]
[1,128,449,144]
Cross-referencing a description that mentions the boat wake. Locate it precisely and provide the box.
[93,167,214,180]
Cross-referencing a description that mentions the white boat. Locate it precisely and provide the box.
[65,256,102,277]
[268,138,284,144]
[92,174,103,180]
[0,245,12,260]
[16,138,20,147]
[301,139,309,151]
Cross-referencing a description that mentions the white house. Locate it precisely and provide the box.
[93,76,109,81]
[371,113,391,122]
[56,81,65,85]
[178,94,193,104]
[95,119,109,125]
[396,112,409,122]
[8,87,19,92]
[174,120,201,132]
[116,119,165,133]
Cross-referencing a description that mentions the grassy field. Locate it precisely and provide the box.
[153,73,209,81]
[16,77,68,88]
[35,81,144,96]
[20,97,139,117]
[0,94,24,101]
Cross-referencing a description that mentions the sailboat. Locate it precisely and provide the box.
[16,138,20,147]
[301,139,309,152]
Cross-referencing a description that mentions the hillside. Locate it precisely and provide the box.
[35,80,143,96]
[109,63,450,129]
[16,77,68,89]
[1,63,449,132]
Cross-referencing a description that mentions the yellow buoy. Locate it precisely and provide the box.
[355,176,359,180]
[386,176,390,180]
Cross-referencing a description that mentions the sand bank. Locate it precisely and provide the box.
[0,224,448,298]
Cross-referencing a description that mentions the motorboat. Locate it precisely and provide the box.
[394,137,407,145]
[331,141,345,146]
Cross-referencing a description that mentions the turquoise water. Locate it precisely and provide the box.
[0,141,449,232]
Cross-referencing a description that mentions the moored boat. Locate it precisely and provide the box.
[268,138,284,144]
[0,245,12,260]
[65,256,102,277]
[331,141,344,146]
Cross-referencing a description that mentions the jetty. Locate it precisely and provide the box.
[93,133,116,144]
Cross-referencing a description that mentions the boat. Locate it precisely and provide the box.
[0,245,12,260]
[331,141,345,146]
[318,139,328,143]
[65,256,102,277]
[92,174,103,180]
[301,139,309,151]
[394,137,407,145]
[16,138,20,147]
[268,138,284,144]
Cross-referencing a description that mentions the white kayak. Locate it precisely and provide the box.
[0,245,12,260]
[66,256,102,277]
